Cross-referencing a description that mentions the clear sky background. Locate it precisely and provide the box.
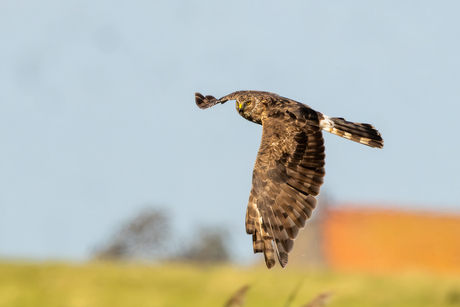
[1,1,459,261]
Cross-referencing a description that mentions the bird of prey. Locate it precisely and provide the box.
[195,90,383,269]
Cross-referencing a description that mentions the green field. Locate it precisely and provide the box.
[1,261,459,307]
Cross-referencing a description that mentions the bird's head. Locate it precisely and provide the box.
[195,90,271,124]
[234,93,259,118]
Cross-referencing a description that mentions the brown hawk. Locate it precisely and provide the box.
[195,90,383,269]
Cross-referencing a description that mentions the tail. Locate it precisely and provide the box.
[319,114,384,148]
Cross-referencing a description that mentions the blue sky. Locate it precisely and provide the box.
[0,1,459,261]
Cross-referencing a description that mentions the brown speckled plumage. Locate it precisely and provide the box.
[195,90,383,268]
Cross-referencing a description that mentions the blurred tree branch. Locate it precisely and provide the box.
[176,226,231,264]
[93,207,170,261]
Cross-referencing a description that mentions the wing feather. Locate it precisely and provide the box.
[245,104,326,268]
[276,194,306,228]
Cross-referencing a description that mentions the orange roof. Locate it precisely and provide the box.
[322,206,460,274]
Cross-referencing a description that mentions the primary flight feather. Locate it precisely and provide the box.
[195,90,383,269]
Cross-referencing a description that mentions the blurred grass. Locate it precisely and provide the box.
[0,260,460,307]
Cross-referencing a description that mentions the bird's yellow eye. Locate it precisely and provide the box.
[246,101,251,105]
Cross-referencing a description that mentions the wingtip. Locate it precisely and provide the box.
[279,259,288,269]
[195,92,220,109]
[265,258,276,269]
[277,251,289,268]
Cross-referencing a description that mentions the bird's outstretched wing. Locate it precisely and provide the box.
[245,107,326,268]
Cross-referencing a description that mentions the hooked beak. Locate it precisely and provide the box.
[238,103,244,114]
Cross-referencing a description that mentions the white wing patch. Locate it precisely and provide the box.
[319,114,334,129]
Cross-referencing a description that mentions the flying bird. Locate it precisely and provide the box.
[195,91,383,269]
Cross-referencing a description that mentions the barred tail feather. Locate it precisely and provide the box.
[319,114,384,148]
